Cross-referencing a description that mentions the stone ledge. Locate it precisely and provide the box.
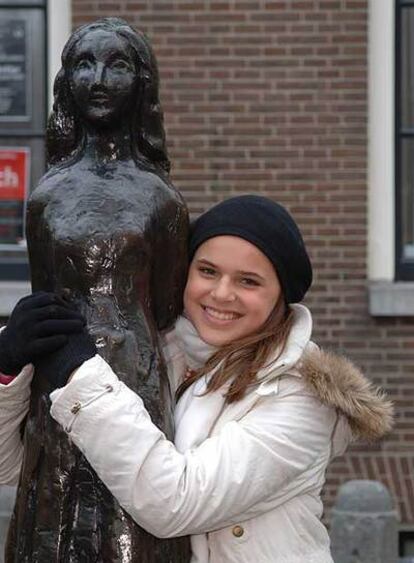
[369,281,414,317]
[0,281,31,318]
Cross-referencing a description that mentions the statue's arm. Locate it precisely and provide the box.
[0,366,32,485]
[150,194,189,331]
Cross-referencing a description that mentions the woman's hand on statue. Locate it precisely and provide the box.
[0,292,86,376]
[33,329,97,390]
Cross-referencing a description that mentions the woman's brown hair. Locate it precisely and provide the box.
[176,296,294,404]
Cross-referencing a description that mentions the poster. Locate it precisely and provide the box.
[0,18,28,120]
[0,147,30,245]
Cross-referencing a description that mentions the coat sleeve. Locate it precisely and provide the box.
[0,365,33,485]
[50,355,336,538]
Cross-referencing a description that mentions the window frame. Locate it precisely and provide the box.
[0,1,47,280]
[0,0,70,313]
[395,0,414,279]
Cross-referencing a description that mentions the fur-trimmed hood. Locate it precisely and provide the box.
[253,305,394,443]
[300,347,394,442]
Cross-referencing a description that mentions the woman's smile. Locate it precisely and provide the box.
[201,305,242,323]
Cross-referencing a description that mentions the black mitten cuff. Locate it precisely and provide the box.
[35,332,97,389]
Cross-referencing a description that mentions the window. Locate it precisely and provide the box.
[396,0,414,279]
[0,0,70,315]
[0,0,47,280]
[356,1,414,314]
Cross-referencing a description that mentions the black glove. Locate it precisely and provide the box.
[33,329,97,389]
[0,292,86,376]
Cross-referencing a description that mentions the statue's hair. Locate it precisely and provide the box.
[46,17,170,173]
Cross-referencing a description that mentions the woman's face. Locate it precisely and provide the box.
[69,29,138,126]
[183,236,282,347]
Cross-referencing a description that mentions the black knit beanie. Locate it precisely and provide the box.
[189,195,312,304]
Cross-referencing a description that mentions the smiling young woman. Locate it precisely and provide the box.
[0,195,393,563]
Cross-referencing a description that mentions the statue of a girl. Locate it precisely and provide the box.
[6,18,190,562]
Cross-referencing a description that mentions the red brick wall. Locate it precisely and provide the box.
[71,0,414,526]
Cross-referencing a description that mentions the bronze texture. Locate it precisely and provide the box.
[6,18,190,562]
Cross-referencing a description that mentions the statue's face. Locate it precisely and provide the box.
[69,29,138,127]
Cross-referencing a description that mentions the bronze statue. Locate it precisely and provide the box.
[6,18,190,562]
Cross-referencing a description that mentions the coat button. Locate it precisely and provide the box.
[71,401,82,414]
[232,525,244,538]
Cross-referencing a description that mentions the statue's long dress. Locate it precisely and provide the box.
[5,156,191,562]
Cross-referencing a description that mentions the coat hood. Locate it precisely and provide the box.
[169,307,393,444]
[300,347,394,442]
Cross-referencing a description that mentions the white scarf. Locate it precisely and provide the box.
[173,316,229,453]
[174,316,218,370]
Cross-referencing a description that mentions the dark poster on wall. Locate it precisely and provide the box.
[0,18,29,120]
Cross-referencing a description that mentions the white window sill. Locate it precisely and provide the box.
[369,281,414,316]
[0,281,31,317]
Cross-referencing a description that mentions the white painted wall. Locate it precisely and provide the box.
[47,0,72,112]
[368,0,395,281]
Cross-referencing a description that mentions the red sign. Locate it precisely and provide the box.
[0,147,30,200]
[0,147,30,245]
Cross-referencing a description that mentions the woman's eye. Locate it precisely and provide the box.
[240,277,259,287]
[199,267,216,277]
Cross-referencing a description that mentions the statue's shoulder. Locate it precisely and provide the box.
[28,164,73,204]
[34,158,83,185]
[141,169,186,209]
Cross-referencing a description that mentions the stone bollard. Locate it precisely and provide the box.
[330,480,398,563]
[0,486,16,563]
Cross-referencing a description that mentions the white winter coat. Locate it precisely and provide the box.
[0,305,393,563]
